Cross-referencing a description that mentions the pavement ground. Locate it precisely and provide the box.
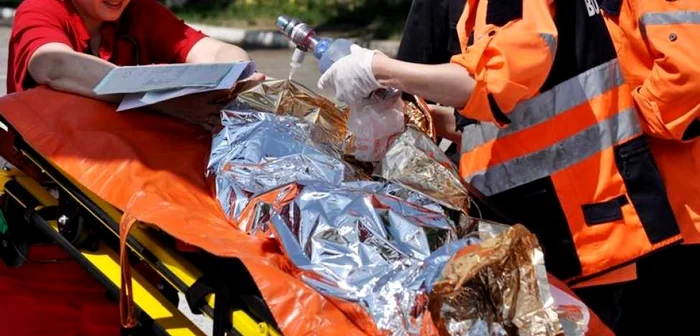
[248,48,336,98]
[0,26,8,93]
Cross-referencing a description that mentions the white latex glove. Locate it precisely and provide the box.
[317,44,383,105]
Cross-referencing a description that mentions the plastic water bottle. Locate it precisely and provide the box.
[276,16,353,74]
[313,37,353,74]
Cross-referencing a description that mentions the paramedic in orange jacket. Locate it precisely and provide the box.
[0,0,261,334]
[600,0,700,333]
[318,0,683,329]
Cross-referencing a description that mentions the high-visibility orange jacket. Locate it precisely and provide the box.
[450,0,682,284]
[602,0,700,245]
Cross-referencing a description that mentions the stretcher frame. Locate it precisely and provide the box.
[0,116,282,336]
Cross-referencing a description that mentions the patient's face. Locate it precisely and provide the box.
[73,0,131,23]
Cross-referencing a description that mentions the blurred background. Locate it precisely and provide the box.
[167,0,411,41]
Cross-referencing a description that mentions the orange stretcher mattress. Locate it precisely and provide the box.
[0,86,613,336]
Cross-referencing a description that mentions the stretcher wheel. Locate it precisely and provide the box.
[0,194,29,268]
[0,233,28,268]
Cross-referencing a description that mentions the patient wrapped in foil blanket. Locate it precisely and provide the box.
[207,79,590,336]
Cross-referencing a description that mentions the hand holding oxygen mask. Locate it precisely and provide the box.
[277,15,406,162]
[317,44,382,105]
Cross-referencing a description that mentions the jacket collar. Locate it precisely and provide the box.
[600,0,623,16]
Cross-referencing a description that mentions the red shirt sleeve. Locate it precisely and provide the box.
[130,0,207,64]
[7,0,74,93]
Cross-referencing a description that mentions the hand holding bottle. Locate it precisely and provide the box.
[317,44,384,105]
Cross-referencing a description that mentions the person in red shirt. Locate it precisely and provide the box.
[0,0,262,334]
[7,0,263,96]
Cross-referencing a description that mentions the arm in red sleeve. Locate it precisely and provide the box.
[450,0,557,127]
[9,1,121,100]
[631,7,700,141]
[8,1,73,92]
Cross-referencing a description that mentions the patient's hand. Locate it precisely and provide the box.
[429,104,462,145]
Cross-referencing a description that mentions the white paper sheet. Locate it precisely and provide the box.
[94,62,240,95]
[141,61,256,104]
[115,61,257,112]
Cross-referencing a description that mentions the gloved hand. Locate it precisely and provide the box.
[317,44,383,105]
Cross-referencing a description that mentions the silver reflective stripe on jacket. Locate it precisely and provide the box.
[465,108,642,196]
[460,58,642,196]
[539,33,557,56]
[461,59,625,153]
[639,11,700,39]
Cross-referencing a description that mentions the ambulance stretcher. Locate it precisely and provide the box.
[0,126,282,336]
[0,88,282,336]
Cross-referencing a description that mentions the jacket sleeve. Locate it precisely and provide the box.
[630,9,700,141]
[450,0,557,127]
